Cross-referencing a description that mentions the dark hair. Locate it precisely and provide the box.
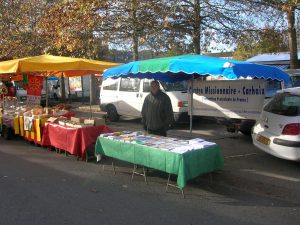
[151,80,159,86]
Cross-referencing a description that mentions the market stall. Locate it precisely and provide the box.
[0,102,74,141]
[95,54,291,194]
[95,131,223,195]
[0,54,121,108]
[42,117,112,160]
[103,54,292,134]
[0,55,119,146]
[21,104,75,144]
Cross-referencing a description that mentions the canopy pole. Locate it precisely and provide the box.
[68,77,71,103]
[81,76,84,105]
[89,75,92,118]
[61,72,66,103]
[189,75,194,137]
[45,76,48,110]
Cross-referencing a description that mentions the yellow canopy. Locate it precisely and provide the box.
[0,54,121,77]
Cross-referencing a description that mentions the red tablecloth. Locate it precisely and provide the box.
[41,123,112,159]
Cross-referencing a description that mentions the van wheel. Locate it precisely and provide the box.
[107,105,119,122]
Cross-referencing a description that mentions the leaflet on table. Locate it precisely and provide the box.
[99,131,217,153]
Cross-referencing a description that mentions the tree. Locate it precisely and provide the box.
[233,28,289,60]
[162,0,254,54]
[240,0,300,69]
[99,0,164,61]
[0,0,49,59]
[36,1,111,102]
[37,0,108,59]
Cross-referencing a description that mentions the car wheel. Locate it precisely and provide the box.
[239,130,251,136]
[107,105,119,122]
[239,120,255,136]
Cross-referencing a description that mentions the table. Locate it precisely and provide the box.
[42,123,112,159]
[95,137,224,189]
[22,111,75,144]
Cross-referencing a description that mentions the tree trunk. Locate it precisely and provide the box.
[132,0,139,61]
[287,6,299,69]
[193,0,201,54]
[132,34,139,61]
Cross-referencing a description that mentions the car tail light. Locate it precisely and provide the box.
[282,123,300,135]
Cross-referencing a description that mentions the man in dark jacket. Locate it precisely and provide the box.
[141,80,174,136]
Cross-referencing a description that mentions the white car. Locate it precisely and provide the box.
[252,87,300,161]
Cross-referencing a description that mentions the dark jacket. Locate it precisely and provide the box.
[141,90,174,131]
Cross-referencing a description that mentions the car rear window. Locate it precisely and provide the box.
[264,93,300,116]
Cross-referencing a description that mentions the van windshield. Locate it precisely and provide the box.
[263,92,300,116]
[160,81,187,92]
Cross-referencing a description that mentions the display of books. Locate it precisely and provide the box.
[100,131,217,154]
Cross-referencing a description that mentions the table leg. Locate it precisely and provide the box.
[112,159,116,175]
[131,164,147,184]
[85,151,88,162]
[102,158,116,175]
[165,173,185,199]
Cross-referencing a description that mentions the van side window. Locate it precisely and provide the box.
[103,79,118,90]
[143,80,151,92]
[120,78,140,92]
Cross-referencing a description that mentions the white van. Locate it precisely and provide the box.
[99,78,188,122]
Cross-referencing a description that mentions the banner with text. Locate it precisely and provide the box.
[27,75,43,105]
[188,79,266,120]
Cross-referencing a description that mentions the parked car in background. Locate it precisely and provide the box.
[252,87,300,161]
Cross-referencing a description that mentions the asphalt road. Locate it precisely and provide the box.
[0,113,299,225]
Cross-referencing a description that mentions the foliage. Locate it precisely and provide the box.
[0,0,298,64]
[0,0,49,59]
[233,28,289,60]
[238,0,300,68]
[38,0,107,58]
[99,0,164,60]
[160,0,255,54]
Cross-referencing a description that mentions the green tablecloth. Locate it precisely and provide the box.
[95,137,224,189]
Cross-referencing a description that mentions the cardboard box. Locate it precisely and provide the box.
[70,117,83,123]
[94,118,105,126]
[84,119,95,126]
[82,118,106,126]
[47,117,59,123]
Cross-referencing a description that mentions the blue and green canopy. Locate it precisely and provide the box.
[104,54,291,85]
